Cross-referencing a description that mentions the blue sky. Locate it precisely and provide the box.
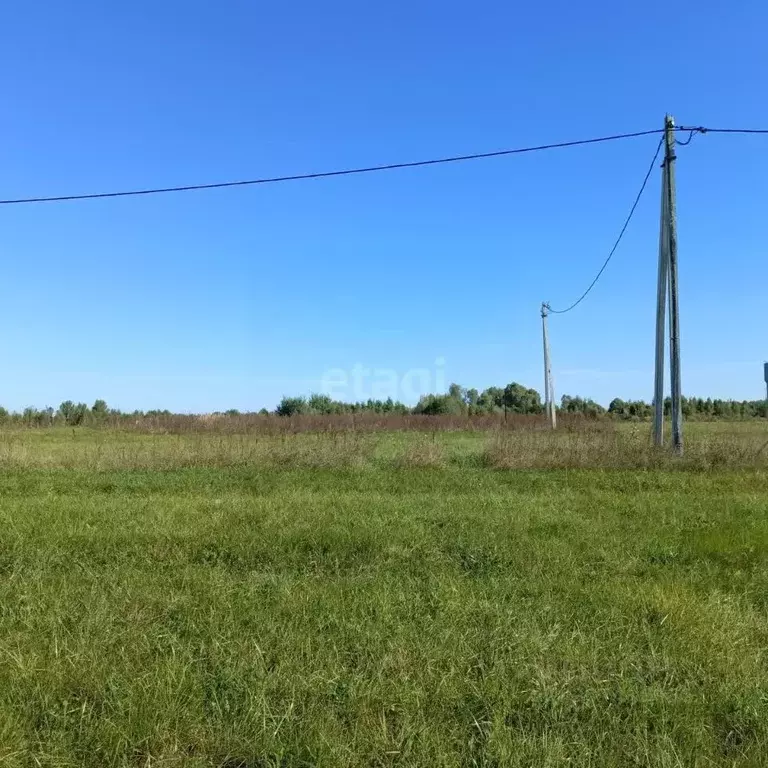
[1,0,766,412]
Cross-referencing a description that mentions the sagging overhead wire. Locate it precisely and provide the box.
[675,125,768,144]
[545,136,665,315]
[675,129,697,146]
[0,128,668,206]
[543,123,768,314]
[0,124,764,207]
[682,127,768,134]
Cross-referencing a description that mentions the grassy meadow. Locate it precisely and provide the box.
[0,422,767,766]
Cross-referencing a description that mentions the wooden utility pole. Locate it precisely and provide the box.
[653,153,668,446]
[664,115,683,454]
[541,303,556,428]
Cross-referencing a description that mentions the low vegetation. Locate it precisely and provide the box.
[0,423,767,766]
[3,382,766,429]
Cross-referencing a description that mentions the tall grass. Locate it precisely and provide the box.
[0,426,767,765]
[10,411,595,435]
[483,423,768,470]
[0,423,765,471]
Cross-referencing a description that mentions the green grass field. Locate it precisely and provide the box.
[1,425,767,766]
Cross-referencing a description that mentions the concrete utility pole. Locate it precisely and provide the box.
[764,362,768,409]
[541,303,556,428]
[653,154,668,446]
[664,115,683,454]
[653,115,683,452]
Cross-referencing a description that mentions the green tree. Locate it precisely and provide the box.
[307,394,339,415]
[608,398,626,418]
[414,394,465,416]
[444,384,468,413]
[276,396,308,417]
[58,401,75,423]
[503,382,542,414]
[58,401,88,425]
[561,395,604,417]
[478,387,504,413]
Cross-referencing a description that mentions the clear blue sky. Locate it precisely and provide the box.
[1,0,766,412]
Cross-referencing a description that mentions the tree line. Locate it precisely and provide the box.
[1,386,766,427]
[273,384,767,420]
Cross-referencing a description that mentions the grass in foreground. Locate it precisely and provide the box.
[0,427,767,766]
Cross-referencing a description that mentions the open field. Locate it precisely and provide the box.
[1,424,767,766]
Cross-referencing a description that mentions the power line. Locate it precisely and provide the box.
[0,123,765,208]
[1,124,763,207]
[544,124,768,314]
[0,128,665,206]
[675,129,697,146]
[680,126,768,135]
[546,136,665,314]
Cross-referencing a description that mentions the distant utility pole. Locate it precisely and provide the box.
[541,303,556,428]
[653,115,683,453]
[764,362,768,410]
